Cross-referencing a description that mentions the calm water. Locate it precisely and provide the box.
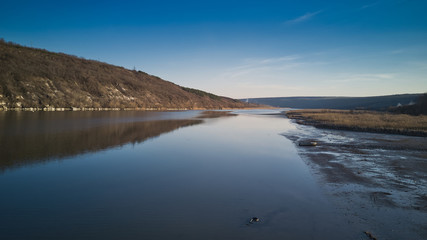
[0,110,355,239]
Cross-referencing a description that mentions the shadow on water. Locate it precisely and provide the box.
[0,111,203,171]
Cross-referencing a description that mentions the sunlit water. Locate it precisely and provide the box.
[0,110,355,239]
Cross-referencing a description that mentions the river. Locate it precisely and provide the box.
[0,109,424,239]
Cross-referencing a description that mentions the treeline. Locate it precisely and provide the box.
[389,93,427,115]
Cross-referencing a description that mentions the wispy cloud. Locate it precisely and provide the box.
[389,49,407,55]
[220,55,302,79]
[284,10,322,24]
[360,1,381,10]
[221,82,310,98]
[408,61,427,70]
[330,73,395,83]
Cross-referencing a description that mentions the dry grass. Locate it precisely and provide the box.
[0,40,257,110]
[286,109,427,135]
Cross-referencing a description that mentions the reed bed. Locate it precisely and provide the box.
[286,109,427,135]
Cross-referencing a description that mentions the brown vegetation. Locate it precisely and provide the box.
[286,109,427,136]
[0,40,256,110]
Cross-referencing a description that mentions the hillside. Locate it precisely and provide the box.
[0,40,255,110]
[245,94,422,111]
[389,93,427,115]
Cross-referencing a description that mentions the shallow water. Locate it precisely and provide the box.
[0,110,356,239]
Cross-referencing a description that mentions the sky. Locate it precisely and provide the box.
[1,0,427,98]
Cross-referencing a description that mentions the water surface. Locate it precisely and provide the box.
[0,110,355,239]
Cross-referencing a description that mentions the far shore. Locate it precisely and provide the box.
[286,109,427,137]
[0,106,276,112]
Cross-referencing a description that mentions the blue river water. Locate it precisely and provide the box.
[0,110,356,239]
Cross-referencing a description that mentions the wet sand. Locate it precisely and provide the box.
[283,119,427,240]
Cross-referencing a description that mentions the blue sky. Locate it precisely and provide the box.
[1,0,426,98]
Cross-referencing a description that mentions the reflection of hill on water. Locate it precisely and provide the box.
[0,119,202,171]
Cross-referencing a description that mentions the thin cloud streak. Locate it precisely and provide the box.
[389,49,407,55]
[408,61,427,70]
[360,1,381,10]
[219,55,302,79]
[330,73,396,83]
[284,10,322,24]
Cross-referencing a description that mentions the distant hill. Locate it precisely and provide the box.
[0,40,255,110]
[389,93,427,115]
[245,94,422,111]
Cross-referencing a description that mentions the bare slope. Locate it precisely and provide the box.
[0,40,253,110]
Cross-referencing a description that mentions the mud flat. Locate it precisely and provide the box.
[283,120,427,240]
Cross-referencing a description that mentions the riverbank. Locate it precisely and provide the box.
[0,106,273,112]
[286,109,427,137]
[282,121,427,240]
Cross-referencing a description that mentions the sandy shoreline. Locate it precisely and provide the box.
[282,118,427,240]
